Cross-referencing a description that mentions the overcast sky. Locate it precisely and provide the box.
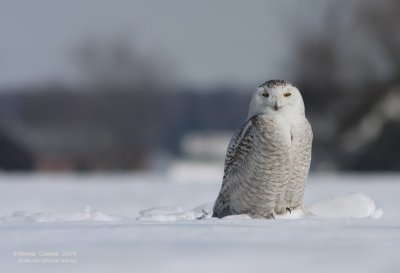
[0,0,329,88]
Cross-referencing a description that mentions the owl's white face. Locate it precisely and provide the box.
[247,83,305,119]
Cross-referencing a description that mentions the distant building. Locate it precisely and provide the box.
[3,124,122,171]
[180,131,231,162]
[0,128,33,171]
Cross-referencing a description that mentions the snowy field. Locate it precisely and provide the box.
[0,172,400,273]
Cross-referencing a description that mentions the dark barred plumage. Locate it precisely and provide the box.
[259,80,291,89]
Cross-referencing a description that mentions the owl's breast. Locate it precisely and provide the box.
[256,115,292,148]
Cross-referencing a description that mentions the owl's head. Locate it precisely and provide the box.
[247,80,305,119]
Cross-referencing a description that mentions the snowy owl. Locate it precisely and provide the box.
[212,80,312,219]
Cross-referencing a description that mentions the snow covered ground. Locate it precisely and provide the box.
[0,172,399,273]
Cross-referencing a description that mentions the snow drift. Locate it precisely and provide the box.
[136,192,382,221]
[0,206,125,223]
[0,192,382,224]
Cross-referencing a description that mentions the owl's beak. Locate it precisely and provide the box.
[274,100,283,111]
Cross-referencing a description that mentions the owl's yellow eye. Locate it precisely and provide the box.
[262,93,269,97]
[284,92,291,97]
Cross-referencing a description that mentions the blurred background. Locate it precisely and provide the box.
[0,0,399,174]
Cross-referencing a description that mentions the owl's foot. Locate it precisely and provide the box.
[286,205,305,216]
[269,211,278,219]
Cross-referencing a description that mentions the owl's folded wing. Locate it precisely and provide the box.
[213,116,258,218]
[223,118,256,180]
